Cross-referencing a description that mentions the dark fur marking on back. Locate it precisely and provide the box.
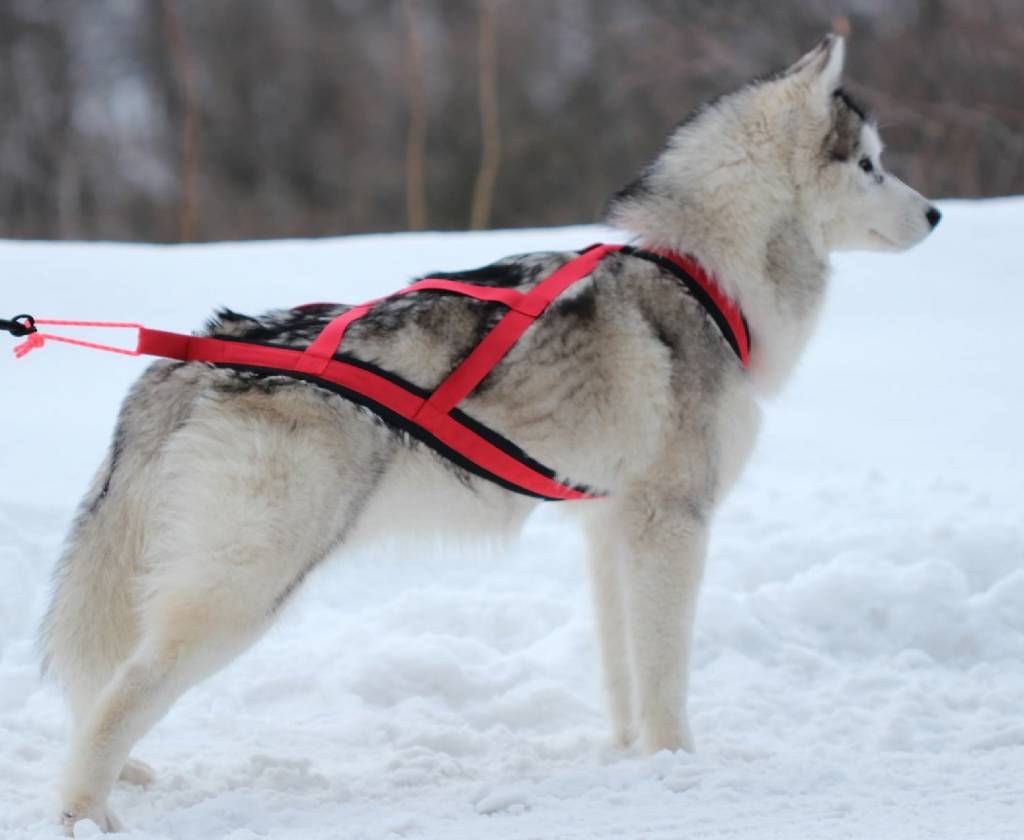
[209,368,301,397]
[205,308,260,334]
[206,307,339,345]
[417,262,525,288]
[553,285,596,321]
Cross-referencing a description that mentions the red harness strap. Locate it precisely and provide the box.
[12,245,749,501]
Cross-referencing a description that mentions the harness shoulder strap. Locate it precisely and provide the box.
[414,244,620,425]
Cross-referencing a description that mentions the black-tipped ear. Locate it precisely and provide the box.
[785,34,845,91]
[815,34,845,91]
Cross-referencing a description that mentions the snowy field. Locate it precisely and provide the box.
[1,200,1022,839]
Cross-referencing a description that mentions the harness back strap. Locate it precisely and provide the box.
[20,245,749,501]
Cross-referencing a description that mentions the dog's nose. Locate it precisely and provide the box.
[926,206,941,229]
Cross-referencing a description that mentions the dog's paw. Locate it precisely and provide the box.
[60,802,124,836]
[640,720,695,755]
[636,706,697,755]
[611,724,637,750]
[118,756,156,787]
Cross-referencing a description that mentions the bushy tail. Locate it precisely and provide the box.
[39,362,197,721]
[39,446,149,720]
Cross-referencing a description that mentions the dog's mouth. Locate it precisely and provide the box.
[868,228,901,250]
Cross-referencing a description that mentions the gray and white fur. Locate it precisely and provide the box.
[40,35,939,833]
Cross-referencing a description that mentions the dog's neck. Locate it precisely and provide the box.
[612,193,829,396]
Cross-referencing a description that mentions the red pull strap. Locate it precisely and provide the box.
[12,319,147,360]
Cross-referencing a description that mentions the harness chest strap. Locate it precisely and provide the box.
[13,245,749,501]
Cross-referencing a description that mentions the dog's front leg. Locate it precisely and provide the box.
[622,497,708,754]
[583,502,635,747]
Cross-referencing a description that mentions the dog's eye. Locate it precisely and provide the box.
[859,157,874,173]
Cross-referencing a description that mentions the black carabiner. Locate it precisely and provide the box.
[0,314,37,337]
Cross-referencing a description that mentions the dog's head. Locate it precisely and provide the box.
[607,35,940,256]
[778,36,940,252]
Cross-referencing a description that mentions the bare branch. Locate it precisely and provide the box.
[470,0,500,230]
[404,0,428,231]
[160,0,200,243]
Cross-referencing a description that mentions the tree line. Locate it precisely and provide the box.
[0,0,1020,242]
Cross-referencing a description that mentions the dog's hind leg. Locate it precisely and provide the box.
[57,388,390,833]
[49,486,157,789]
[582,502,635,748]
[59,590,281,832]
[40,364,211,791]
[43,451,147,775]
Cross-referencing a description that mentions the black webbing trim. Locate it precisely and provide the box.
[204,358,597,501]
[619,246,749,363]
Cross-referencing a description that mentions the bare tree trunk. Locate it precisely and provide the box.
[470,0,500,230]
[57,144,81,240]
[403,0,428,231]
[160,0,199,242]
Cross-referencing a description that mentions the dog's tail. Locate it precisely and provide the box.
[39,438,144,721]
[38,363,195,721]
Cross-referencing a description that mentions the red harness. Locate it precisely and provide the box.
[9,244,749,501]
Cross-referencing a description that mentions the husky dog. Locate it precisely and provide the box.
[43,35,938,832]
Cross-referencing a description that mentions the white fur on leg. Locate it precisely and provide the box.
[61,803,122,836]
[59,613,267,834]
[583,504,635,747]
[622,509,708,754]
[59,646,178,833]
[118,757,156,787]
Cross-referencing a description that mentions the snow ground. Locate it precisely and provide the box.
[1,201,1022,839]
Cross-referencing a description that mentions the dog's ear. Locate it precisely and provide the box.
[785,34,845,107]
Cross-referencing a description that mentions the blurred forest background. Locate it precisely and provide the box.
[0,0,1021,243]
